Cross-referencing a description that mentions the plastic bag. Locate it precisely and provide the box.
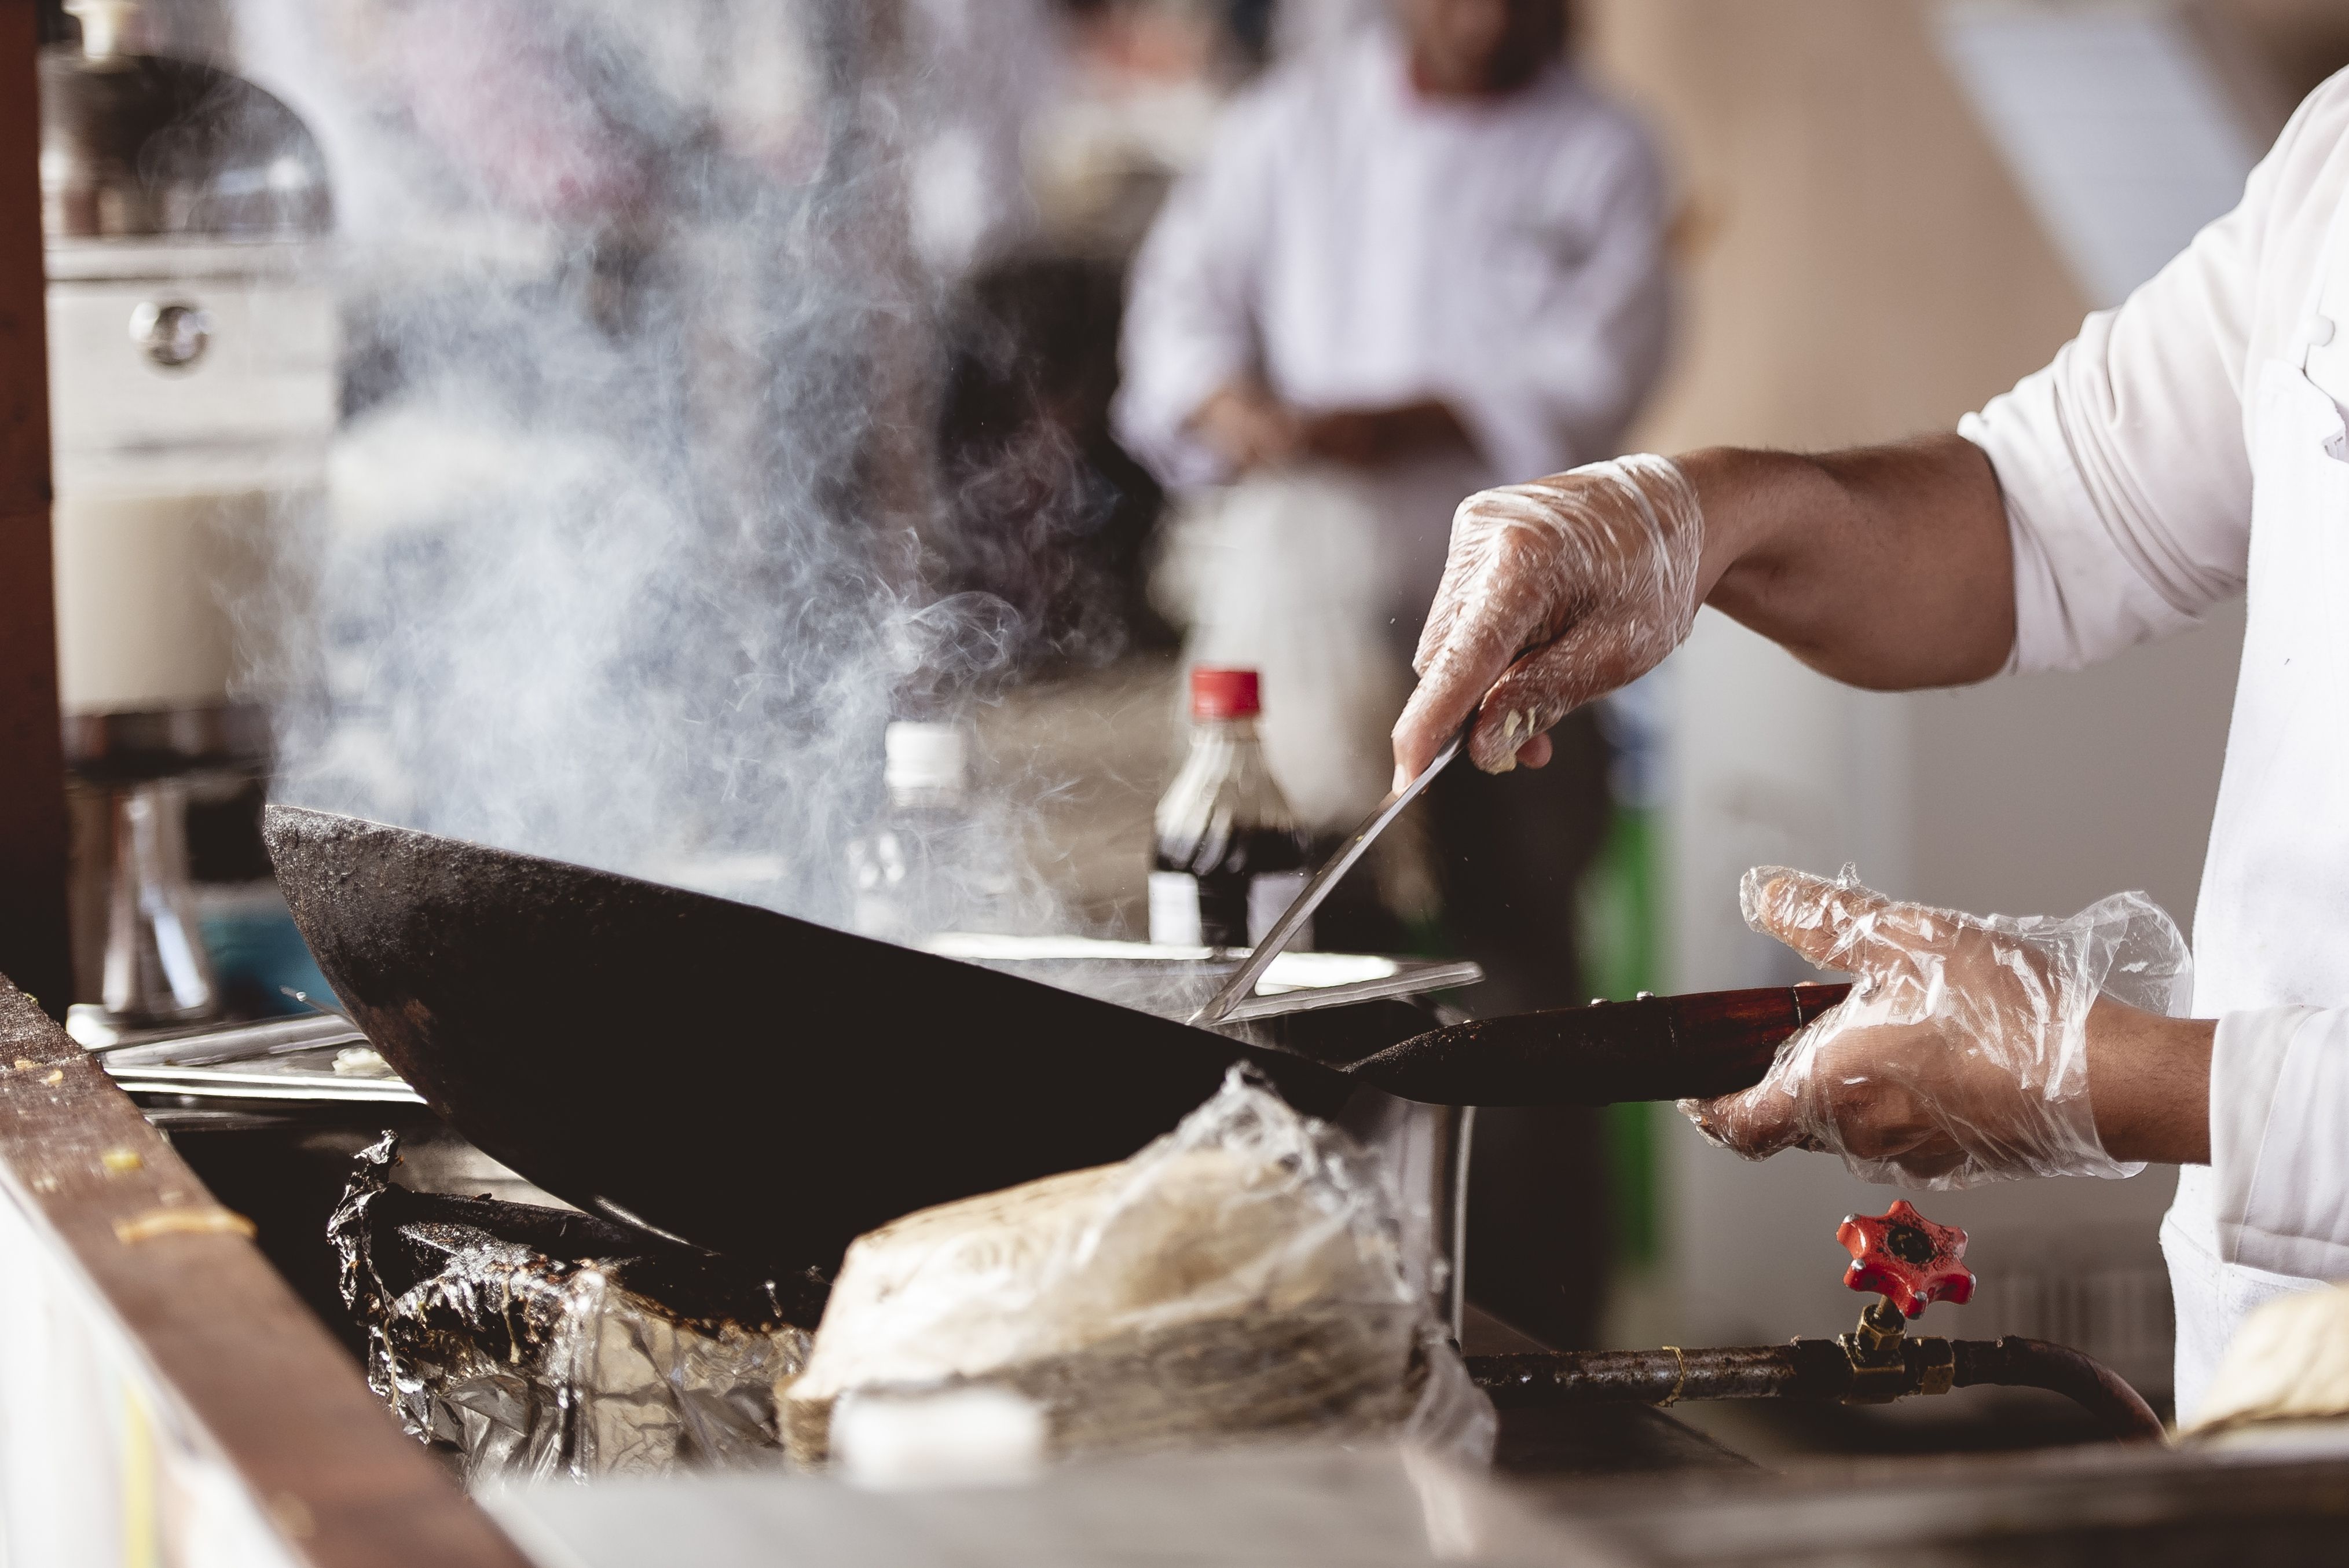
[782,1066,1495,1469]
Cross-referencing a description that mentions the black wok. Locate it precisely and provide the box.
[263,806,1365,1268]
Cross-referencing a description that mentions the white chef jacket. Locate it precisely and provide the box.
[1114,27,1671,632]
[1959,67,2349,1419]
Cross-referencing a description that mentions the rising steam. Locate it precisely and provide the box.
[234,0,1093,932]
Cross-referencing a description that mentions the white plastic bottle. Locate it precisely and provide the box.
[848,721,973,943]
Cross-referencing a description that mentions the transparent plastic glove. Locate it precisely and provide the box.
[1392,453,1702,783]
[1680,866,2192,1188]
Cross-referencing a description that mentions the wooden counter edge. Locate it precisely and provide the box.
[0,975,536,1568]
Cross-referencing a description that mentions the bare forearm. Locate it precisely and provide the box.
[1297,399,1471,466]
[1684,435,2016,690]
[2087,998,2214,1164]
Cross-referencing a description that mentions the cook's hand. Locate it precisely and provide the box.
[1680,867,2193,1188]
[1192,383,1303,474]
[1390,454,1703,786]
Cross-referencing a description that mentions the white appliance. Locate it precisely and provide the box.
[41,0,335,1026]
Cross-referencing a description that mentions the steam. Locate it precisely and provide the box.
[237,0,1101,932]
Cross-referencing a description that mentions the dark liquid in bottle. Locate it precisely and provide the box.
[1153,825,1309,948]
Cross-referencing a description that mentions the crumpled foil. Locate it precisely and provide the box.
[331,1133,822,1485]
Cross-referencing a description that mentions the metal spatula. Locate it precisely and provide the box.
[1191,726,1468,1026]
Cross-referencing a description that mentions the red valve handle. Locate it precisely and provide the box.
[1837,1200,1975,1319]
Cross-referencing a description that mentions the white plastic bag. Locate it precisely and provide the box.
[783,1067,1494,1468]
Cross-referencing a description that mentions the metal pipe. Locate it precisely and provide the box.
[1469,1345,1836,1408]
[1465,1336,2166,1445]
[1952,1336,2167,1444]
[1445,1104,1474,1342]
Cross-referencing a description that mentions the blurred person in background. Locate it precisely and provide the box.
[1115,0,1671,1347]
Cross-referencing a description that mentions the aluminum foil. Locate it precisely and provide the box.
[331,1134,819,1485]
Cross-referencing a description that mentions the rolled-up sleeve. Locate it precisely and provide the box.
[2209,1006,2349,1279]
[1956,86,2347,672]
[1112,93,1281,491]
[1436,114,1672,483]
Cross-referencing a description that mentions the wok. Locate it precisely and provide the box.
[266,806,1842,1268]
[265,807,1373,1267]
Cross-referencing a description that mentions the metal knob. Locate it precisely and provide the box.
[1837,1199,1976,1318]
[129,300,211,369]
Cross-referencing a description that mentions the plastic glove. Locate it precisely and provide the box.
[1392,453,1702,783]
[1680,866,2192,1188]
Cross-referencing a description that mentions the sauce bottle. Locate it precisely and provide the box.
[1149,668,1310,950]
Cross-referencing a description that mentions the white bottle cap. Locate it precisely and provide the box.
[831,1386,1045,1489]
[884,721,970,793]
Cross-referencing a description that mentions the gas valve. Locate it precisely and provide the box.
[1462,1195,2164,1440]
[1835,1200,1976,1403]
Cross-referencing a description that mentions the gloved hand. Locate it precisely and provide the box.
[1680,866,2193,1188]
[1391,453,1702,785]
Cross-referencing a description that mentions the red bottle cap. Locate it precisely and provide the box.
[1189,667,1261,721]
